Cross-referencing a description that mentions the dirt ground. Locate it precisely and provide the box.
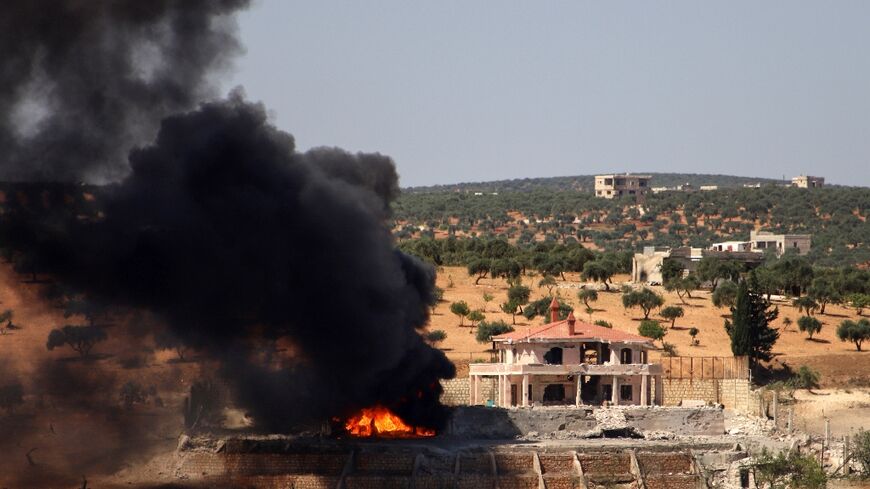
[429,266,870,385]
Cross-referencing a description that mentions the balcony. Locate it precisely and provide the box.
[468,362,662,377]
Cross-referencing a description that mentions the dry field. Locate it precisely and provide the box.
[428,266,870,385]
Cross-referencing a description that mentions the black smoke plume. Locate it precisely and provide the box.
[10,93,455,431]
[0,0,249,183]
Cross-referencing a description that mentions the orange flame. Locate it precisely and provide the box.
[343,405,435,438]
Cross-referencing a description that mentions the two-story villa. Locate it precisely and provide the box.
[469,298,662,407]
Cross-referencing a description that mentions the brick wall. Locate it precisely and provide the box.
[636,453,692,474]
[494,453,534,474]
[661,378,753,413]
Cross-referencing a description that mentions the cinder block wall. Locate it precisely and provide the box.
[441,377,498,406]
[661,378,753,413]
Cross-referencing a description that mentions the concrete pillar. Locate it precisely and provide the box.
[469,375,477,405]
[611,376,619,405]
[654,375,663,406]
[575,375,582,406]
[772,391,779,426]
[522,375,529,407]
[504,376,512,407]
[640,374,648,406]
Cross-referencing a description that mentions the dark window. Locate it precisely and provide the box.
[620,348,633,364]
[543,384,565,402]
[620,384,633,402]
[544,347,563,365]
[600,344,610,364]
[639,180,647,187]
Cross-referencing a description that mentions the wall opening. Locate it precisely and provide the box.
[544,347,563,365]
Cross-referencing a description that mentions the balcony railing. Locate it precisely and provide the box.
[468,362,662,376]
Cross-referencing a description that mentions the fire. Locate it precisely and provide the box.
[343,405,435,438]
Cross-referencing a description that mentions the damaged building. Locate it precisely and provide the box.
[469,298,662,407]
[631,246,766,284]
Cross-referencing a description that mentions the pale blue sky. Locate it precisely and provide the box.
[224,1,870,187]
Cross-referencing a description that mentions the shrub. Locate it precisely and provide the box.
[689,327,700,346]
[46,325,107,357]
[476,320,514,343]
[661,342,678,357]
[789,366,821,390]
[797,316,822,340]
[752,449,826,489]
[594,320,612,329]
[426,330,447,347]
[854,429,870,474]
[712,281,738,309]
[638,320,666,343]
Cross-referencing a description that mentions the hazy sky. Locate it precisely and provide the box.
[225,1,870,187]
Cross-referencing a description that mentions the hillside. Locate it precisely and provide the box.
[393,183,870,267]
[405,172,789,194]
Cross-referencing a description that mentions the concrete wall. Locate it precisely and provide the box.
[661,378,754,413]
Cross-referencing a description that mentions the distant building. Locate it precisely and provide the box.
[749,230,811,256]
[632,246,765,284]
[710,241,752,252]
[791,175,824,188]
[594,174,651,199]
[651,182,695,194]
[699,185,719,191]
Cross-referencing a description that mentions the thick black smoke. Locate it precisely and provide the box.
[18,94,455,430]
[0,0,249,183]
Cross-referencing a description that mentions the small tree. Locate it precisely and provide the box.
[792,296,819,317]
[46,325,107,358]
[689,327,700,346]
[430,287,444,314]
[523,297,573,322]
[594,320,613,329]
[538,275,557,295]
[797,316,822,340]
[782,317,793,332]
[450,301,470,326]
[582,260,615,291]
[507,285,531,314]
[665,275,700,304]
[660,306,685,329]
[467,310,486,329]
[481,293,494,311]
[836,318,870,351]
[622,288,664,319]
[476,320,515,343]
[500,300,520,325]
[467,259,491,285]
[638,320,666,343]
[846,293,869,316]
[712,281,738,309]
[154,331,191,361]
[577,289,599,309]
[426,330,447,347]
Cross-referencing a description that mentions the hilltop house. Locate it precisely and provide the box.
[468,299,661,407]
[631,246,765,284]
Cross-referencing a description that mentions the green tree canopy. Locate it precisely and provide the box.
[797,316,822,340]
[622,288,664,319]
[724,277,780,366]
[836,318,870,351]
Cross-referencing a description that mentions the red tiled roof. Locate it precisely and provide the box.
[492,318,651,344]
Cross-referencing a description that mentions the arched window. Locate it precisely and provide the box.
[544,347,563,365]
[620,348,633,364]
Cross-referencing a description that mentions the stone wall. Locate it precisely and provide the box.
[661,378,754,413]
[441,377,497,406]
